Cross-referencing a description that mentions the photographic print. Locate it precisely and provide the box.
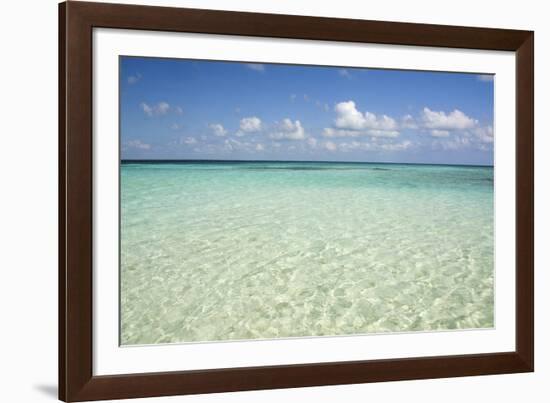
[120,57,495,346]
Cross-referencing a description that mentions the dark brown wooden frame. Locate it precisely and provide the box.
[59,1,534,401]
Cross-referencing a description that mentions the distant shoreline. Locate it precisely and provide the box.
[121,159,494,168]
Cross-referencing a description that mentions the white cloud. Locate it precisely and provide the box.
[379,140,413,151]
[255,143,265,151]
[320,102,490,154]
[338,140,413,152]
[402,108,492,152]
[337,141,361,152]
[430,129,450,137]
[338,69,352,79]
[223,139,236,151]
[434,137,471,151]
[127,73,142,84]
[174,106,184,115]
[126,139,150,150]
[245,63,265,72]
[290,94,297,102]
[155,102,170,115]
[237,116,262,135]
[421,107,477,130]
[331,101,399,136]
[324,141,337,151]
[401,114,418,129]
[476,144,491,151]
[208,123,227,137]
[183,136,197,145]
[307,137,318,148]
[367,129,400,137]
[140,103,153,116]
[220,138,260,153]
[269,119,306,140]
[477,74,494,82]
[323,127,399,138]
[140,101,171,117]
[430,125,493,151]
[170,123,181,130]
[473,126,494,143]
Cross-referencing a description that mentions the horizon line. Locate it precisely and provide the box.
[121,159,494,168]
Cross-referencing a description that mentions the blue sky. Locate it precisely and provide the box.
[120,57,494,165]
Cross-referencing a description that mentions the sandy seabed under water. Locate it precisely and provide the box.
[120,161,494,345]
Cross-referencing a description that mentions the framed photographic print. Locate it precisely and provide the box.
[59,1,534,401]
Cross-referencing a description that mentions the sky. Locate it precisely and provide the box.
[120,56,494,165]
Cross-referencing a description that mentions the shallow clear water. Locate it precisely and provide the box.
[120,161,494,345]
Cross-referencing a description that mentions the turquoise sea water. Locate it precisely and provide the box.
[120,161,494,345]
